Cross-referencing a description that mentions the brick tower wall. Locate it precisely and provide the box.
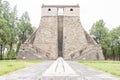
[17,5,104,60]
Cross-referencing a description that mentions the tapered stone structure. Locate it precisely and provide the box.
[17,4,104,60]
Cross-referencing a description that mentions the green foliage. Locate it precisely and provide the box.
[17,11,33,43]
[90,20,109,59]
[15,11,34,54]
[90,20,108,44]
[0,0,34,60]
[90,20,120,60]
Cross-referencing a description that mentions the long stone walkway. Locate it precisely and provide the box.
[0,61,120,80]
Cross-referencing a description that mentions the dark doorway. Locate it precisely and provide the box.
[58,16,63,57]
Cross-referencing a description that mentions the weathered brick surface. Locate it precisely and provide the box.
[17,17,58,60]
[62,17,104,60]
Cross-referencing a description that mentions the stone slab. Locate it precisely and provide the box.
[39,57,84,80]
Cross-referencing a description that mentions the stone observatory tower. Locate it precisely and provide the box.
[17,4,104,60]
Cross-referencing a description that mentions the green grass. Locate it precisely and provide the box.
[78,61,120,77]
[0,60,42,76]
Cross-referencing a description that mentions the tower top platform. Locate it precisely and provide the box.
[41,4,80,16]
[42,4,79,8]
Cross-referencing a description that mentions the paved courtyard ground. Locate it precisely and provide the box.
[0,61,120,80]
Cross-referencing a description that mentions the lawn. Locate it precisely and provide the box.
[78,61,120,77]
[0,60,42,76]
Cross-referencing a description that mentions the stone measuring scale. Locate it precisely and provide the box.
[17,4,104,60]
[39,57,85,80]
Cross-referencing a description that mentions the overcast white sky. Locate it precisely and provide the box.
[5,0,120,32]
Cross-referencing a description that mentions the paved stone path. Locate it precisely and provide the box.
[0,61,120,80]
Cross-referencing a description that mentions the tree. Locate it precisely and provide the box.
[2,1,18,59]
[0,0,2,15]
[109,26,120,60]
[0,0,9,60]
[90,20,109,59]
[0,17,8,60]
[16,11,33,54]
[0,0,34,60]
[7,6,18,59]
